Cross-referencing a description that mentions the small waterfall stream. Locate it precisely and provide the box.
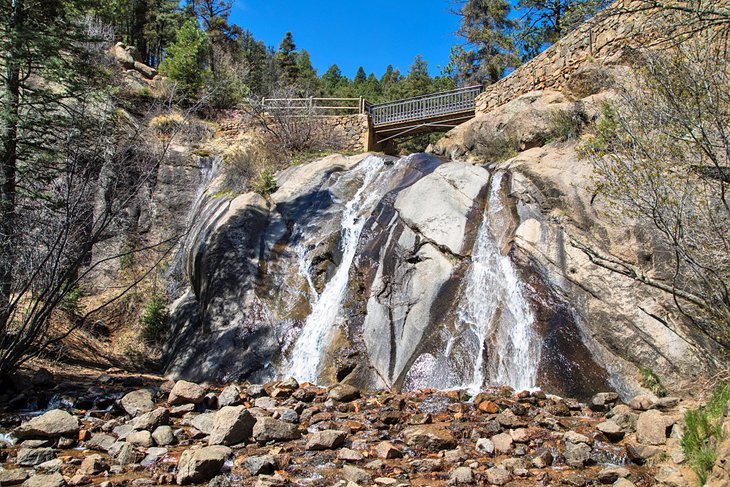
[457,171,540,393]
[287,156,393,383]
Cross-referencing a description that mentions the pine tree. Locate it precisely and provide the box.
[277,32,299,84]
[296,49,320,94]
[321,64,345,95]
[404,55,433,97]
[454,0,519,84]
[380,65,404,100]
[515,0,609,60]
[354,66,367,85]
[159,18,210,99]
[239,32,276,95]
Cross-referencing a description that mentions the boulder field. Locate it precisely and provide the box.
[0,371,719,486]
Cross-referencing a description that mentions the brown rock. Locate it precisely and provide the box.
[636,410,668,445]
[208,406,255,446]
[402,424,456,451]
[306,430,346,450]
[478,401,500,414]
[375,441,402,459]
[491,433,513,454]
[168,380,206,406]
[78,454,108,476]
[328,385,360,402]
[176,445,231,485]
[252,417,300,443]
[16,410,80,439]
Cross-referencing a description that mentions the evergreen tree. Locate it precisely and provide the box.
[354,66,367,85]
[403,55,433,97]
[515,0,609,60]
[143,0,185,67]
[296,49,320,94]
[362,73,384,102]
[239,32,275,95]
[454,0,519,84]
[159,18,210,99]
[321,64,345,95]
[380,65,404,100]
[276,32,299,84]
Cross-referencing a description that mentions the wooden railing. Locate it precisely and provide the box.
[367,86,483,127]
[261,97,367,115]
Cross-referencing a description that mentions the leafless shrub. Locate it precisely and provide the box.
[0,92,204,377]
[243,86,347,155]
[579,35,730,352]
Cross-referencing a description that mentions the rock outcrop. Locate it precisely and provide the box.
[432,87,715,399]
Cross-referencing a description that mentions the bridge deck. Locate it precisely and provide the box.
[368,86,483,130]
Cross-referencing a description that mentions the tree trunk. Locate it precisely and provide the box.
[0,0,21,327]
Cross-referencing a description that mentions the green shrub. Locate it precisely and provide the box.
[682,383,730,484]
[255,171,278,195]
[119,250,136,272]
[60,286,85,317]
[158,19,210,100]
[578,101,621,158]
[474,133,520,163]
[548,108,587,142]
[139,293,167,346]
[640,367,667,397]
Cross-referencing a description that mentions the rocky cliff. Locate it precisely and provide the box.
[155,8,721,402]
[160,105,715,401]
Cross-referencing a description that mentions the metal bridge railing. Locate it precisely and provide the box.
[367,85,483,127]
[261,97,367,115]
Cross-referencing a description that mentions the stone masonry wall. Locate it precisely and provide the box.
[320,114,369,152]
[476,0,688,113]
[216,112,369,153]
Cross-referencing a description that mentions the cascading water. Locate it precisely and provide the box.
[287,155,394,383]
[457,171,540,394]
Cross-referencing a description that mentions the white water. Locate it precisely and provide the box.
[287,156,391,383]
[458,171,540,394]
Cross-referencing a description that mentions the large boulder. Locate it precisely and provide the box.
[16,448,57,466]
[402,425,457,451]
[432,90,579,159]
[208,406,255,446]
[120,389,155,417]
[0,468,30,485]
[109,42,136,69]
[15,410,79,439]
[21,473,66,487]
[252,417,300,443]
[168,380,206,405]
[176,446,231,485]
[306,430,346,451]
[636,410,670,445]
[133,407,169,431]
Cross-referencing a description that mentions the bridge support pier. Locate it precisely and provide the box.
[365,124,397,155]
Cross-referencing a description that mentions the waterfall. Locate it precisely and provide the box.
[458,171,540,394]
[287,156,392,383]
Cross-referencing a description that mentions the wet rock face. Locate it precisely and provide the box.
[163,149,622,398]
[428,89,716,398]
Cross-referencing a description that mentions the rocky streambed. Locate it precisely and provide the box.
[0,370,700,486]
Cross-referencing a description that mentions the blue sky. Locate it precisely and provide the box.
[231,0,462,79]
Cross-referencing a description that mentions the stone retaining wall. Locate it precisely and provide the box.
[320,114,369,152]
[216,112,369,152]
[476,0,684,113]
